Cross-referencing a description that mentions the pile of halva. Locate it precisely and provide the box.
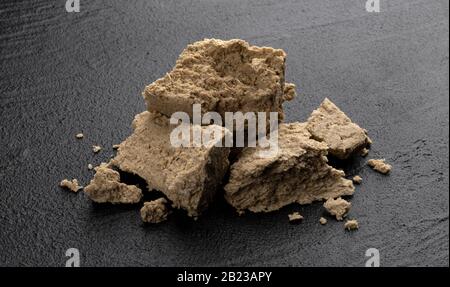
[61,39,390,228]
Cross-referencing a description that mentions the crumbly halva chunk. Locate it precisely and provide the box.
[60,178,82,192]
[144,39,295,123]
[111,111,231,217]
[323,197,351,221]
[140,198,171,223]
[75,133,84,139]
[92,145,102,153]
[224,123,355,213]
[367,159,391,174]
[344,219,359,231]
[288,212,304,223]
[319,217,328,225]
[352,175,363,184]
[84,163,143,204]
[306,98,371,159]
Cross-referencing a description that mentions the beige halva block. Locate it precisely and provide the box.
[144,39,295,122]
[84,163,143,204]
[111,111,231,217]
[224,123,355,213]
[306,98,371,159]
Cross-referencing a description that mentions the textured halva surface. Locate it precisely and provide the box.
[140,198,171,223]
[306,98,370,159]
[224,122,355,213]
[144,39,295,122]
[112,111,230,217]
[84,164,143,204]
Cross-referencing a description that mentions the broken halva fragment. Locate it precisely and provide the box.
[111,111,231,217]
[367,159,392,174]
[92,145,102,153]
[306,98,371,159]
[143,39,295,123]
[352,175,363,184]
[323,197,351,221]
[60,178,82,192]
[140,198,171,223]
[224,122,355,213]
[288,212,304,223]
[360,147,369,157]
[344,219,359,231]
[84,163,143,204]
[319,217,328,225]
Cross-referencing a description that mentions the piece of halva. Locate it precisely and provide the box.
[84,163,143,204]
[367,158,392,174]
[111,111,231,217]
[323,197,351,221]
[224,123,355,213]
[143,39,295,122]
[306,98,371,159]
[140,198,171,223]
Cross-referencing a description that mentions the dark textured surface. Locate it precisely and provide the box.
[0,0,448,267]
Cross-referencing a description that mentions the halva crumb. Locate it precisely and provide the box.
[319,217,328,225]
[367,159,392,174]
[323,197,351,221]
[288,212,304,223]
[92,145,102,153]
[352,175,363,184]
[344,219,359,231]
[60,178,82,192]
[140,198,171,223]
[75,133,84,139]
[360,147,369,157]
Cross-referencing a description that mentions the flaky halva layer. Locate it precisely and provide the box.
[224,122,355,213]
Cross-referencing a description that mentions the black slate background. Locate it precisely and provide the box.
[0,0,448,267]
